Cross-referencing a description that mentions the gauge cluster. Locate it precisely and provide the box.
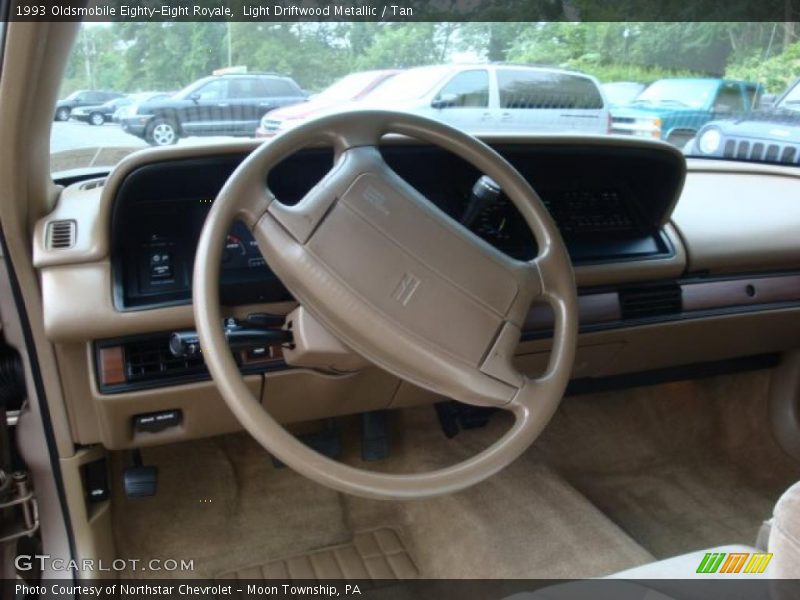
[114,205,288,310]
[222,221,266,270]
[111,142,683,310]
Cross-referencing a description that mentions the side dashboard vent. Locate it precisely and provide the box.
[619,283,682,320]
[46,220,77,249]
[78,178,106,191]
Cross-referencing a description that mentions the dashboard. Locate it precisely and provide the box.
[110,143,682,310]
[31,136,800,449]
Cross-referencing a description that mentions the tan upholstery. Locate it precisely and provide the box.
[769,480,800,578]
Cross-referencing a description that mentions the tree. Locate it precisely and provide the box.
[458,23,527,62]
[354,23,453,70]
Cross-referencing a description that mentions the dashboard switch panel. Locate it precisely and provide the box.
[133,409,182,433]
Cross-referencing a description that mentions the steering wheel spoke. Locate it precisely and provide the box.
[265,145,373,243]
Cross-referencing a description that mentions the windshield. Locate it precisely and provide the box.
[632,80,718,109]
[777,83,800,111]
[172,79,213,100]
[603,83,645,106]
[51,22,800,171]
[318,72,389,102]
[362,66,451,104]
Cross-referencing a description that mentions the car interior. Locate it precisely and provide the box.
[0,19,799,592]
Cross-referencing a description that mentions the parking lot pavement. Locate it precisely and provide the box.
[50,120,146,153]
[50,120,252,171]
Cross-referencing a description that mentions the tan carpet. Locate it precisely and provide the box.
[533,370,799,558]
[110,369,798,579]
[111,406,652,579]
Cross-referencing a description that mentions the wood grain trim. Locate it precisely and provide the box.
[525,292,620,331]
[682,275,800,312]
[98,346,125,386]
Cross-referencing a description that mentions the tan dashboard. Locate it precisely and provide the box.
[32,138,800,449]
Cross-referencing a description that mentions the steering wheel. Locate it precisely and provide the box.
[193,110,577,500]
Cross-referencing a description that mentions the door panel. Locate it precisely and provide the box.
[180,79,229,134]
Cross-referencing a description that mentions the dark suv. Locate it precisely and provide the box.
[54,89,124,121]
[120,73,306,146]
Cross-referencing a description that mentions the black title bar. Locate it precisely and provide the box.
[8,0,800,22]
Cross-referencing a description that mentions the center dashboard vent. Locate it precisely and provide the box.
[619,283,683,320]
[96,335,207,391]
[46,220,77,249]
[96,332,287,393]
[124,336,206,384]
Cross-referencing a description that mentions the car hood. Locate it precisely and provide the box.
[263,98,337,121]
[612,105,696,119]
[711,110,800,142]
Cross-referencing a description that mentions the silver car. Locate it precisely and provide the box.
[358,63,610,134]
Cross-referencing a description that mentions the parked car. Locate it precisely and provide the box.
[120,73,306,146]
[349,64,610,135]
[70,96,133,125]
[610,78,762,146]
[110,92,173,123]
[686,77,800,162]
[602,81,646,107]
[256,69,400,137]
[54,89,124,121]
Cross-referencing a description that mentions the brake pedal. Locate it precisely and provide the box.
[435,401,498,438]
[123,450,158,497]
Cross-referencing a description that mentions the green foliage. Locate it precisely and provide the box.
[353,23,456,70]
[564,60,701,84]
[507,22,741,77]
[59,21,799,98]
[726,40,800,93]
[457,23,528,62]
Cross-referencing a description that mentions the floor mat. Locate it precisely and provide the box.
[534,369,799,559]
[568,461,779,558]
[110,435,351,579]
[218,528,418,580]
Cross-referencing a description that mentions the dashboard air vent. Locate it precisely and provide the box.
[46,220,77,249]
[123,336,206,384]
[619,283,682,320]
[79,178,106,191]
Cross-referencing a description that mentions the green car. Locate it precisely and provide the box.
[611,78,762,146]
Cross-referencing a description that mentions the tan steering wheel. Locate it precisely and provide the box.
[193,110,577,500]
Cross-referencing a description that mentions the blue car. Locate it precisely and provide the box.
[611,78,762,146]
[688,77,800,163]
